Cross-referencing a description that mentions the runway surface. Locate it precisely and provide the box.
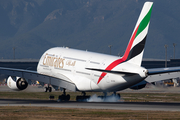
[1,99,180,111]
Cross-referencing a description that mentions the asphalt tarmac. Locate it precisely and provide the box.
[0,98,180,111]
[1,85,180,111]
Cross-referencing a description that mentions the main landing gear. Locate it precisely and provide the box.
[46,88,120,102]
[58,88,70,101]
[98,92,121,101]
[76,92,121,102]
[76,92,90,101]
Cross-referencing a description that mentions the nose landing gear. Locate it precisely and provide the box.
[44,84,52,92]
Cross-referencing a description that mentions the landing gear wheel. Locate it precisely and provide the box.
[66,94,70,101]
[111,92,121,101]
[48,87,52,92]
[117,93,121,99]
[58,89,70,101]
[58,94,70,101]
[44,87,48,92]
[76,92,90,101]
[76,96,90,101]
[44,87,52,92]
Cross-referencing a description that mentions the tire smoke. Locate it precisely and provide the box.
[87,94,124,102]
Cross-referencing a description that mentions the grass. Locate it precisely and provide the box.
[122,93,180,102]
[0,106,180,120]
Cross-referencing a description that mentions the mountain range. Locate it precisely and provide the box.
[0,0,180,60]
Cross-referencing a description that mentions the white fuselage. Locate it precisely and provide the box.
[37,47,147,92]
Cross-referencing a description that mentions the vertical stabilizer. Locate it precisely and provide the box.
[124,2,153,66]
[97,2,153,84]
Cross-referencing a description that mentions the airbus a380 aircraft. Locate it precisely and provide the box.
[1,2,180,101]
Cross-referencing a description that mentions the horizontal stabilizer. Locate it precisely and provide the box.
[86,68,138,75]
[147,67,180,75]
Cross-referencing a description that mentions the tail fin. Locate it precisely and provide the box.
[123,2,153,66]
[97,2,153,84]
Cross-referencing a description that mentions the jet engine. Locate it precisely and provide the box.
[129,81,147,90]
[130,84,146,90]
[7,76,28,91]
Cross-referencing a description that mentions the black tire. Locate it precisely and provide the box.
[76,96,90,101]
[117,93,121,99]
[58,94,70,101]
[48,87,52,92]
[58,95,62,100]
[66,94,70,101]
[61,94,66,101]
[44,87,48,92]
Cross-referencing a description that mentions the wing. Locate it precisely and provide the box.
[0,67,76,91]
[145,67,180,83]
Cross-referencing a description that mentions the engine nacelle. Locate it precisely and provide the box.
[130,80,147,90]
[130,84,146,90]
[7,76,28,91]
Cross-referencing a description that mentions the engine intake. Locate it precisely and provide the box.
[7,76,28,91]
